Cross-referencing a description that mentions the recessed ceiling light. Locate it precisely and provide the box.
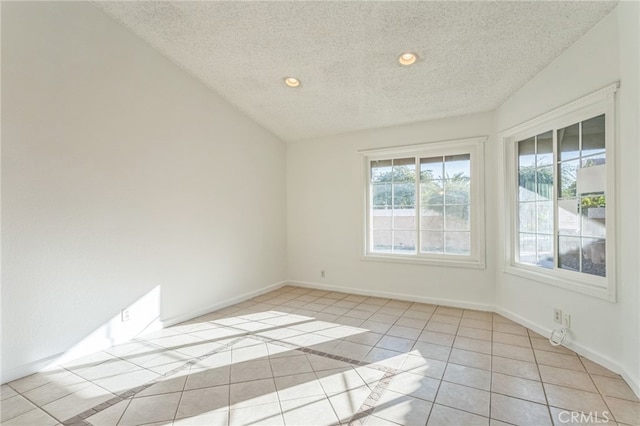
[399,52,417,66]
[284,77,300,87]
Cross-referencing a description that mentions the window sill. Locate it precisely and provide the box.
[504,264,615,302]
[362,254,485,269]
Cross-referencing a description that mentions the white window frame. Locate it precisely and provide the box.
[500,83,618,302]
[360,136,486,269]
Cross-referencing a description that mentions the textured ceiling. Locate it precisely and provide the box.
[95,1,617,142]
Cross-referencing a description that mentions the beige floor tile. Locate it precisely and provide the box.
[229,378,278,409]
[592,375,639,401]
[395,317,428,330]
[231,343,269,363]
[492,342,535,362]
[460,318,492,331]
[492,331,531,348]
[401,355,447,380]
[430,314,462,326]
[427,403,489,426]
[306,353,352,372]
[530,337,575,355]
[453,336,492,354]
[1,407,59,426]
[230,359,273,383]
[373,390,433,426]
[604,396,640,425]
[317,367,367,396]
[539,364,597,393]
[270,354,314,377]
[491,372,546,404]
[407,303,437,314]
[491,393,552,426]
[544,383,609,414]
[580,356,621,378]
[412,342,452,362]
[449,348,492,371]
[457,326,492,341]
[328,385,370,420]
[444,364,491,391]
[425,321,459,335]
[492,356,540,381]
[435,307,463,318]
[22,373,92,406]
[84,399,130,426]
[535,350,586,372]
[362,347,407,369]
[387,325,422,340]
[275,372,326,401]
[368,415,405,425]
[386,372,440,401]
[360,320,392,334]
[344,331,383,346]
[332,340,373,361]
[185,365,230,390]
[230,401,284,425]
[175,385,229,419]
[1,395,37,423]
[1,385,18,401]
[8,368,75,394]
[548,406,614,426]
[435,381,490,417]
[463,311,493,321]
[418,330,455,347]
[41,383,114,422]
[376,335,415,353]
[493,322,528,336]
[93,367,160,394]
[280,396,340,426]
[119,392,181,426]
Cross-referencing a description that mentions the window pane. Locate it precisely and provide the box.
[582,238,606,277]
[518,168,537,202]
[536,166,553,200]
[420,206,443,230]
[558,123,580,161]
[372,209,391,229]
[372,184,392,207]
[558,236,580,272]
[581,196,606,238]
[393,183,415,207]
[420,157,443,180]
[393,231,416,254]
[559,160,579,198]
[445,205,470,231]
[393,208,415,230]
[582,115,605,157]
[537,131,553,166]
[445,232,470,255]
[393,158,415,183]
[420,231,443,254]
[537,201,553,234]
[519,233,537,265]
[371,160,393,183]
[519,203,536,233]
[558,198,580,236]
[582,153,605,168]
[421,181,444,205]
[444,154,470,178]
[518,137,536,167]
[372,230,392,253]
[444,178,470,205]
[537,234,553,269]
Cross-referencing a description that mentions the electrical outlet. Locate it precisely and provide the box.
[553,308,562,324]
[320,270,325,278]
[563,313,571,329]
[121,308,131,322]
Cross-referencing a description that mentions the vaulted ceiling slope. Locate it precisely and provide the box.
[95,1,617,143]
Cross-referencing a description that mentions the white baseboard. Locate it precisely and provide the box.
[288,280,494,312]
[160,281,288,328]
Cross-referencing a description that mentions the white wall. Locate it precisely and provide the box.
[287,112,497,309]
[495,4,639,393]
[1,2,287,382]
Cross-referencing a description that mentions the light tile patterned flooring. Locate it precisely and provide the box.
[2,286,639,426]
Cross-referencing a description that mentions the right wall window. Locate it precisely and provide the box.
[504,84,617,301]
